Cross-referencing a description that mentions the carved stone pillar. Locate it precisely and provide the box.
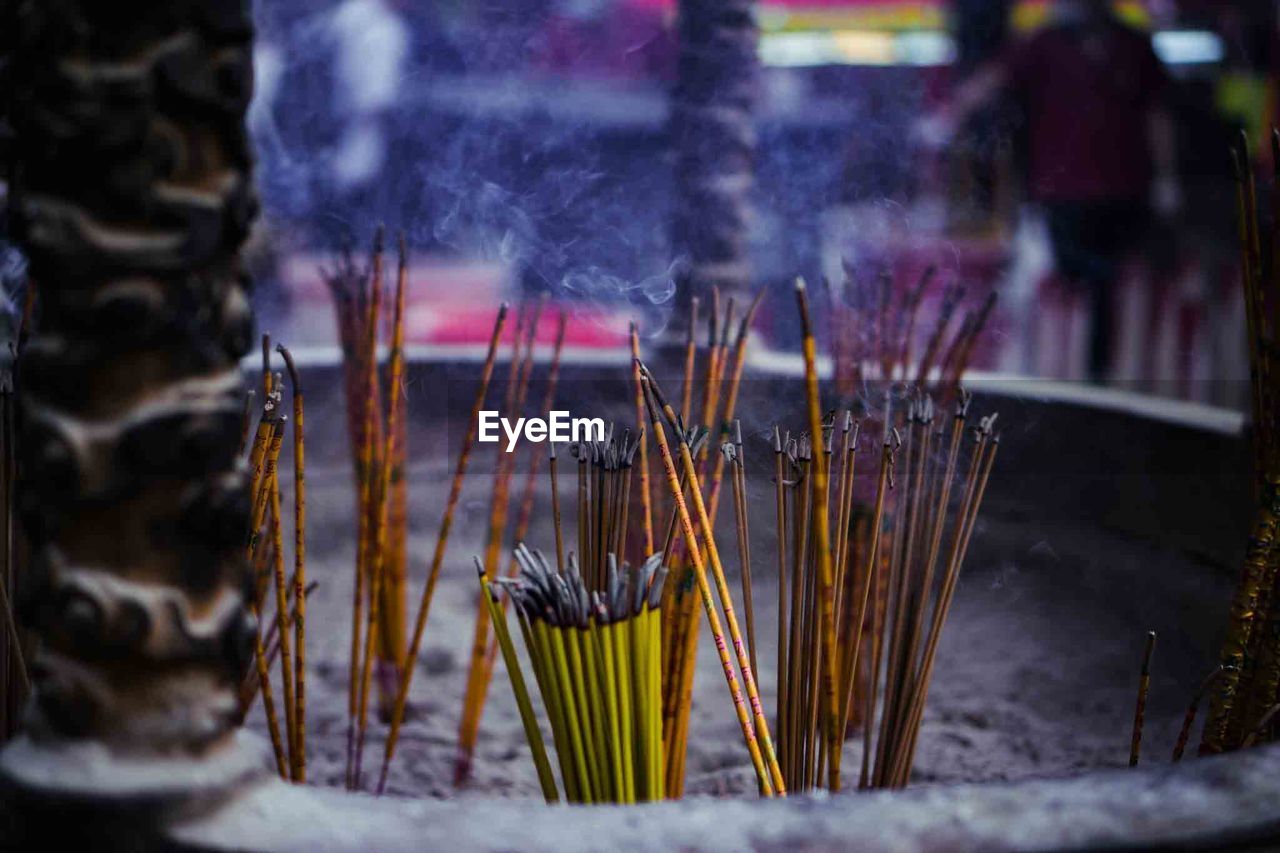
[0,0,264,818]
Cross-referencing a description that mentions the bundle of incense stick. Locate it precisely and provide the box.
[484,545,667,804]
[639,362,787,797]
[239,337,312,784]
[330,233,415,790]
[324,229,410,725]
[701,280,998,793]
[1202,131,1280,754]
[454,299,568,786]
[655,288,766,797]
[826,262,997,403]
[454,295,784,797]
[765,395,1000,792]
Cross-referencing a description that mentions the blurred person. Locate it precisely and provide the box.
[947,0,1015,231]
[923,0,1181,381]
[323,0,410,192]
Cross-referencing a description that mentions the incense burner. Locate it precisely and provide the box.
[141,365,1280,848]
[0,347,1268,849]
[2,1,1273,849]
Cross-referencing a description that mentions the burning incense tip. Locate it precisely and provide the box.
[1141,632,1156,674]
[1130,631,1156,767]
[793,278,815,340]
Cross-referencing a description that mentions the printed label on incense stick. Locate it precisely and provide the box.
[478,410,605,452]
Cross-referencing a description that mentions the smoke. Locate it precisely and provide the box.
[248,3,934,347]
[249,3,678,336]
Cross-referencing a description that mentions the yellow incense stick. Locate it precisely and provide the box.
[1130,631,1156,767]
[794,280,842,791]
[640,371,773,795]
[479,559,558,802]
[352,231,410,789]
[457,300,544,783]
[377,304,509,794]
[268,462,297,775]
[346,243,383,789]
[278,344,308,783]
[630,322,654,557]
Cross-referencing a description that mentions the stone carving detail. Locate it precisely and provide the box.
[7,0,257,755]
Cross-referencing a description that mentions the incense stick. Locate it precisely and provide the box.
[0,380,23,735]
[773,425,788,742]
[346,238,384,788]
[897,267,933,381]
[794,280,841,790]
[549,442,566,574]
[267,440,297,775]
[250,593,288,779]
[243,400,288,778]
[477,557,559,802]
[277,345,308,782]
[1173,665,1230,762]
[261,332,273,399]
[1204,146,1279,749]
[641,366,783,796]
[915,284,964,386]
[661,290,763,794]
[474,310,569,743]
[377,303,509,794]
[456,298,545,785]
[630,322,654,558]
[0,374,26,710]
[640,370,774,795]
[246,580,318,707]
[1241,703,1280,748]
[1130,631,1156,767]
[728,421,758,680]
[351,233,411,789]
[377,238,414,712]
[886,419,999,785]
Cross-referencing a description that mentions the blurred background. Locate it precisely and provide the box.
[214,2,1278,403]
